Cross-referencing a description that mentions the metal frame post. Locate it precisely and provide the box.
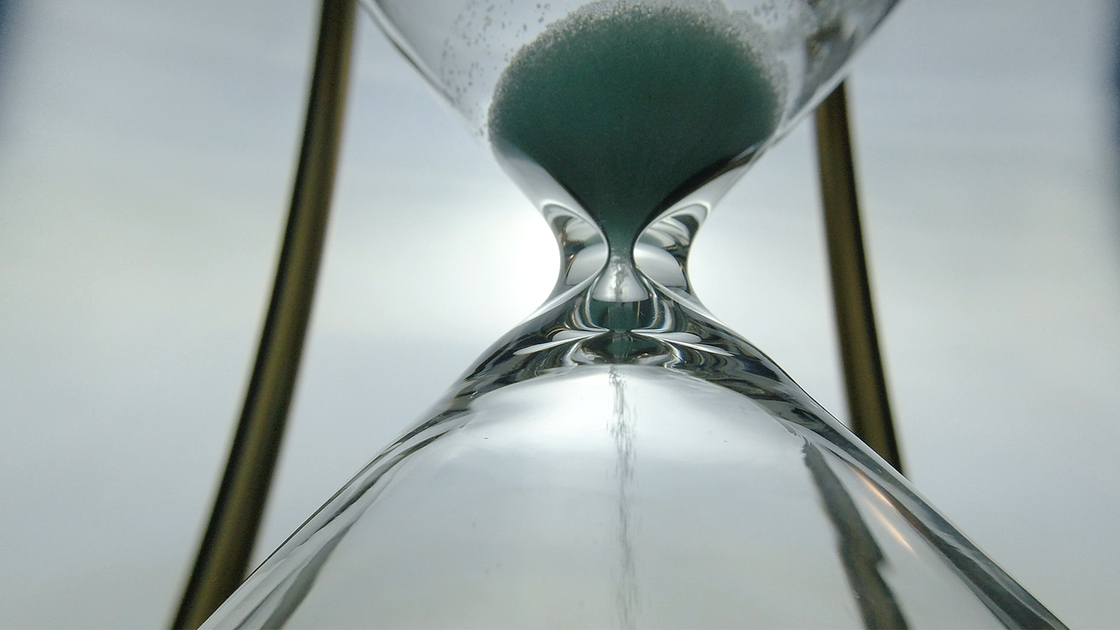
[172,1,356,626]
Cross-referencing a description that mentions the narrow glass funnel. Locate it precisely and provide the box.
[203,1,1064,628]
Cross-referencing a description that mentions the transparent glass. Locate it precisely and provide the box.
[204,1,1064,627]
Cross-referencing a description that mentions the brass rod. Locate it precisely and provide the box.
[814,82,903,473]
[171,1,356,626]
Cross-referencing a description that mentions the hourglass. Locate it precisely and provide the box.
[202,1,1064,627]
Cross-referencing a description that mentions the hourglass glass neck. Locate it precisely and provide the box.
[468,144,765,373]
[482,1,782,338]
[537,161,751,323]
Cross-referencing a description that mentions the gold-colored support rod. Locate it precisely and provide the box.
[171,1,356,627]
[814,82,903,473]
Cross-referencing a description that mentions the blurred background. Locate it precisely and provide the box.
[0,0,1118,627]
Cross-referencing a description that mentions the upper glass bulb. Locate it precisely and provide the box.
[372,0,893,139]
[373,0,894,244]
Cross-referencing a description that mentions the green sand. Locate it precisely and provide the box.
[488,2,780,251]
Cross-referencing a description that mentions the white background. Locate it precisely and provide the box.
[0,1,1117,627]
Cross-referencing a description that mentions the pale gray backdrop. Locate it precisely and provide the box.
[0,1,1117,627]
